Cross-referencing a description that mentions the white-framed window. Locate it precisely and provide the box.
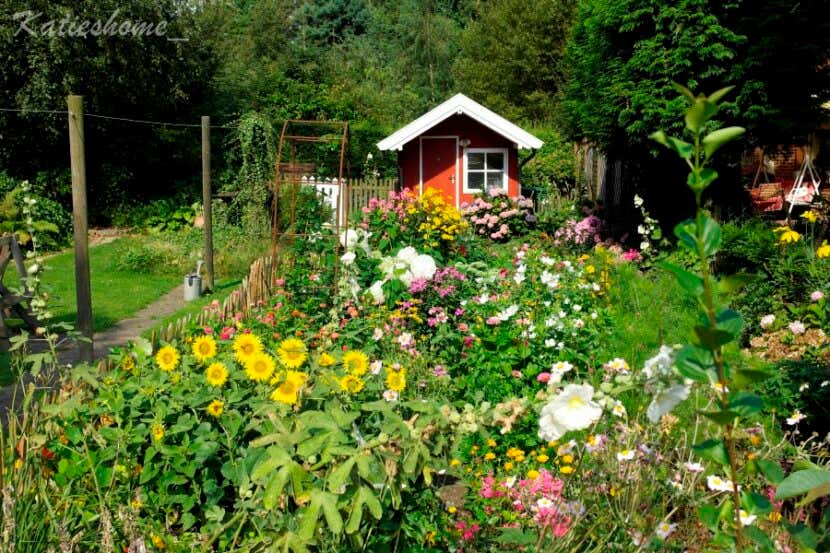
[463,148,508,194]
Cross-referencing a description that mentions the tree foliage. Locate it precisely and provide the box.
[453,0,577,123]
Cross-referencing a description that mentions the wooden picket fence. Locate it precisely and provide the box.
[148,255,281,348]
[346,178,397,216]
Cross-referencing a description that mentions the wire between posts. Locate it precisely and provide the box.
[0,107,238,129]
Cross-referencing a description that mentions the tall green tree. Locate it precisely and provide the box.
[453,0,577,122]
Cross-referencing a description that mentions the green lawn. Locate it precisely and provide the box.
[3,238,181,333]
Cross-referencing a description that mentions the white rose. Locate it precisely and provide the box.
[341,251,356,265]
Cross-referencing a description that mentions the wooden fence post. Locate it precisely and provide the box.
[67,95,93,362]
[202,116,214,291]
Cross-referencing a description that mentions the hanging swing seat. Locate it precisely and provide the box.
[785,147,821,219]
[747,151,785,213]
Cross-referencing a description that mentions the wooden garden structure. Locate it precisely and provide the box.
[0,234,40,349]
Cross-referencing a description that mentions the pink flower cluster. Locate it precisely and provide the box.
[461,193,534,241]
[553,215,604,247]
[477,469,579,538]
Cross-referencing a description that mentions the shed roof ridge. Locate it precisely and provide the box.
[377,93,543,151]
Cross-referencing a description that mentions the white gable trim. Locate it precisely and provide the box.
[377,93,543,151]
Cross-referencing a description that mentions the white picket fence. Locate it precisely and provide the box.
[298,176,397,225]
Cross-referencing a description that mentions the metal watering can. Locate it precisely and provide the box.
[184,260,204,302]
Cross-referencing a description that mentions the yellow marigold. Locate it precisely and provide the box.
[271,379,300,405]
[205,362,229,387]
[560,465,574,475]
[192,335,217,362]
[206,399,224,418]
[155,345,180,372]
[151,535,165,550]
[339,374,365,394]
[318,352,336,367]
[151,424,165,442]
[385,369,406,392]
[527,469,540,479]
[277,337,308,369]
[342,350,369,376]
[503,461,514,471]
[817,241,830,259]
[233,333,262,362]
[537,454,549,463]
[244,353,276,382]
[484,452,496,460]
[450,459,461,467]
[561,454,574,464]
[486,438,497,447]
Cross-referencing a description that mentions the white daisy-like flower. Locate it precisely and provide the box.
[647,383,690,423]
[498,304,520,321]
[799,383,810,392]
[370,360,383,375]
[707,475,735,492]
[655,521,676,540]
[372,327,384,341]
[611,401,627,417]
[616,449,635,461]
[643,345,675,379]
[382,389,399,402]
[537,384,602,441]
[786,410,806,425]
[540,256,555,266]
[739,510,756,526]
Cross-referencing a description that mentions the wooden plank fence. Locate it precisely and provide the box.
[299,177,397,225]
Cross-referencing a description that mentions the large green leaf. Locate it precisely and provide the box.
[703,127,745,159]
[660,262,703,296]
[693,439,730,466]
[685,98,719,133]
[675,344,715,382]
[775,469,830,501]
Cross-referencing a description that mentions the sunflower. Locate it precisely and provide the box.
[318,352,336,367]
[151,423,165,442]
[342,350,369,376]
[192,335,217,362]
[205,362,229,387]
[276,337,308,368]
[271,380,299,405]
[284,369,309,388]
[385,369,406,392]
[155,345,180,372]
[339,374,365,394]
[244,353,276,382]
[206,399,224,418]
[233,333,263,362]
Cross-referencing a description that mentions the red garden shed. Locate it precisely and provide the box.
[377,94,543,208]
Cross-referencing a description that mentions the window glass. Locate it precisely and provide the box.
[486,172,503,189]
[467,172,485,190]
[486,152,504,170]
[467,152,485,170]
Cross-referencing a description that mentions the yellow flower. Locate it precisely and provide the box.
[205,362,229,387]
[484,452,496,460]
[151,535,165,550]
[151,424,165,442]
[536,454,549,463]
[339,374,365,394]
[503,461,514,471]
[586,265,596,274]
[447,506,457,514]
[817,241,830,259]
[192,335,217,362]
[284,369,308,389]
[277,338,308,369]
[768,512,782,523]
[749,434,762,446]
[206,399,224,418]
[527,469,540,479]
[122,356,135,370]
[560,465,574,475]
[486,438,497,447]
[342,350,369,376]
[385,369,406,392]
[318,352,336,367]
[233,333,263,362]
[244,353,276,382]
[450,459,461,467]
[774,226,801,244]
[13,458,23,470]
[155,345,179,372]
[801,210,818,223]
[561,454,574,464]
[271,380,300,405]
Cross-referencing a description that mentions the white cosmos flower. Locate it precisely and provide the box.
[540,256,555,266]
[498,304,519,321]
[646,383,690,423]
[537,384,602,441]
[341,251,356,265]
[383,389,399,402]
[370,360,383,375]
[738,510,756,526]
[611,401,627,417]
[372,327,384,341]
[707,475,735,492]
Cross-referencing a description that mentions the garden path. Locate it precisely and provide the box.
[0,283,186,421]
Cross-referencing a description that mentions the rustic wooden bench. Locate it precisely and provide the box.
[0,234,41,348]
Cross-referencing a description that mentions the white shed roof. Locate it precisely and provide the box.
[377,93,543,151]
